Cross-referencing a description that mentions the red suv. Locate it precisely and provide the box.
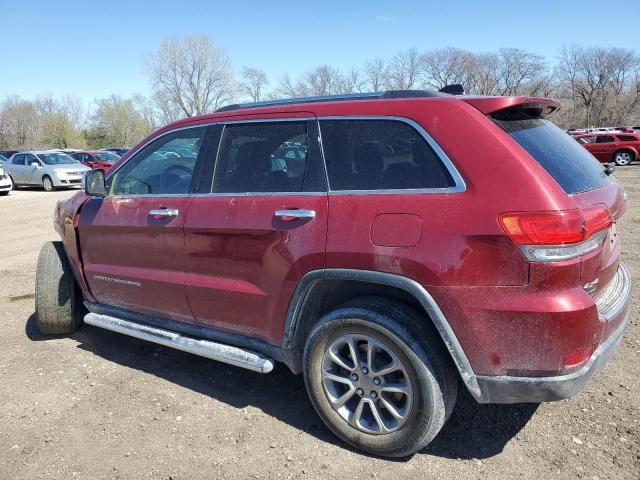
[35,90,630,458]
[71,150,121,172]
[575,132,640,166]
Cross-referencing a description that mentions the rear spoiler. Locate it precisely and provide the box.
[461,96,560,117]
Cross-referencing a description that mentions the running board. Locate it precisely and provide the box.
[84,313,274,373]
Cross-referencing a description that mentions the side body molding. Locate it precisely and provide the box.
[282,268,481,399]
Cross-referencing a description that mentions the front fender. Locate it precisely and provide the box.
[54,191,95,302]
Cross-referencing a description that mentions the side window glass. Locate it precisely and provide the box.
[25,154,37,165]
[617,135,635,142]
[213,122,309,193]
[109,127,205,195]
[13,154,24,165]
[320,119,455,191]
[596,136,614,143]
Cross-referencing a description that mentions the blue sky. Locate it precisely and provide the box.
[0,0,637,104]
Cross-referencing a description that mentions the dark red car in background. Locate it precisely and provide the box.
[71,150,121,172]
[575,133,640,166]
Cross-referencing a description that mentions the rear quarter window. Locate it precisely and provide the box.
[320,119,455,191]
[494,117,610,194]
[617,135,638,142]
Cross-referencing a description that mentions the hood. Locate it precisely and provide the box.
[55,164,91,172]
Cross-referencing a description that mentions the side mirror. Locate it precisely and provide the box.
[83,169,106,197]
[31,161,40,168]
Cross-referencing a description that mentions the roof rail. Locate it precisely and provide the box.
[215,89,450,113]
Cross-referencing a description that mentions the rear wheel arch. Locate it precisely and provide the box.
[613,149,636,165]
[283,269,480,398]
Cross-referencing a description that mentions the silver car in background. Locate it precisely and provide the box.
[4,151,90,191]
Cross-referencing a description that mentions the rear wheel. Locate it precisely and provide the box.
[8,175,18,190]
[0,191,8,196]
[35,241,85,335]
[614,150,634,166]
[303,298,458,458]
[42,175,55,191]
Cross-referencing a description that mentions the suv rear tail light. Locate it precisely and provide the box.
[499,205,612,262]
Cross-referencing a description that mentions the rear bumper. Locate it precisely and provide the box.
[472,264,631,403]
[474,309,628,403]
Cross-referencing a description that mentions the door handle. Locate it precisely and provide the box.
[149,208,179,218]
[275,209,316,221]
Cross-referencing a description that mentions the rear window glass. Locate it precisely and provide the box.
[494,118,610,194]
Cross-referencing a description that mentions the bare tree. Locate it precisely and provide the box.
[335,68,366,94]
[152,90,183,124]
[276,72,310,98]
[35,94,85,148]
[364,58,387,92]
[0,95,39,149]
[421,47,469,89]
[303,65,343,96]
[239,67,269,102]
[146,35,235,117]
[87,95,155,147]
[495,48,547,95]
[462,53,500,95]
[557,45,640,126]
[386,48,422,90]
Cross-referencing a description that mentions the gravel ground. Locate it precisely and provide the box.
[0,176,638,480]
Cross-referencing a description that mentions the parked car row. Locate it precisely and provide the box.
[0,147,128,193]
[567,126,639,135]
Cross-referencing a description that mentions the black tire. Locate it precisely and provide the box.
[8,175,18,190]
[35,241,84,335]
[42,175,55,192]
[0,190,8,196]
[613,150,635,166]
[303,298,458,458]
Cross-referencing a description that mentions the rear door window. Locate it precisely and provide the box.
[596,135,615,143]
[319,119,455,191]
[494,117,610,194]
[213,121,311,193]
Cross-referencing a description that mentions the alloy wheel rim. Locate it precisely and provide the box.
[617,152,631,165]
[43,178,52,190]
[321,334,413,435]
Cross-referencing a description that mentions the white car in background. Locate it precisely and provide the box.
[4,151,90,191]
[0,159,11,196]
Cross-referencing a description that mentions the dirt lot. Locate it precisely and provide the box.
[0,174,638,480]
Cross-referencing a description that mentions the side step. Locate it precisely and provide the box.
[84,313,275,373]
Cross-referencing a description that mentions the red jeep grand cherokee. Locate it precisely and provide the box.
[36,90,631,458]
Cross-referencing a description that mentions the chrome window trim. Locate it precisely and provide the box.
[317,115,466,195]
[105,115,466,198]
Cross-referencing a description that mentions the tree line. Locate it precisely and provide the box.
[1,35,638,151]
